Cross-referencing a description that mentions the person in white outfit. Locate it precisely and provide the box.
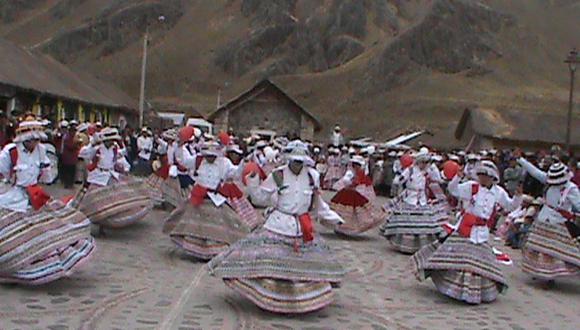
[412,160,522,304]
[136,127,154,176]
[517,155,580,284]
[208,141,346,314]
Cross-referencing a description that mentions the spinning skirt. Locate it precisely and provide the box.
[411,234,507,304]
[78,176,153,228]
[521,220,579,280]
[208,228,345,313]
[163,200,259,260]
[381,200,448,254]
[0,201,95,285]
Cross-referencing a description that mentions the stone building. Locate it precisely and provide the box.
[455,108,580,152]
[0,38,138,126]
[208,79,321,141]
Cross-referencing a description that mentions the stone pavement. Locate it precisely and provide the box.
[0,189,579,330]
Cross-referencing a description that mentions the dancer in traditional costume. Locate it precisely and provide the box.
[173,126,198,199]
[208,142,345,313]
[322,147,344,190]
[163,141,262,260]
[517,157,580,283]
[0,116,94,285]
[146,129,183,208]
[412,160,521,304]
[381,150,449,253]
[324,156,384,236]
[77,127,152,231]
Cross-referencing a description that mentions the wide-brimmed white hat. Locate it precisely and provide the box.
[226,144,244,155]
[201,141,223,157]
[162,129,177,141]
[546,162,572,186]
[415,150,430,163]
[350,155,366,166]
[284,140,313,164]
[14,116,48,143]
[475,160,500,183]
[100,127,122,142]
[467,153,479,161]
[77,123,89,133]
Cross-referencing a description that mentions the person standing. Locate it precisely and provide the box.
[136,127,153,176]
[570,158,580,187]
[60,123,80,189]
[504,157,524,196]
[330,125,344,147]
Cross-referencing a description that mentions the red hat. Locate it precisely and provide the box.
[179,126,195,143]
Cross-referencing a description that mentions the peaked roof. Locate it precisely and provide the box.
[455,108,580,146]
[0,38,137,113]
[208,79,321,130]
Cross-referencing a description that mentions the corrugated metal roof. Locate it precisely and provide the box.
[0,38,137,112]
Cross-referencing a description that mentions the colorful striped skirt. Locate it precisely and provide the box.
[326,188,385,236]
[0,201,95,285]
[411,234,508,304]
[78,176,153,228]
[144,174,187,209]
[381,200,448,254]
[521,220,580,280]
[163,200,259,260]
[208,228,345,313]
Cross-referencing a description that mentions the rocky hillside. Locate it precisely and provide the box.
[1,0,579,145]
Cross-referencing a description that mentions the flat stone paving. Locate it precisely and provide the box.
[1,188,578,330]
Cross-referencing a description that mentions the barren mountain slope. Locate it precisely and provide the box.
[1,0,578,145]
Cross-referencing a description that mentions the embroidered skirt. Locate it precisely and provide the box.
[144,174,187,208]
[326,187,385,236]
[521,220,580,280]
[78,176,153,228]
[163,199,260,260]
[381,200,448,254]
[411,234,508,304]
[0,201,95,285]
[208,228,345,313]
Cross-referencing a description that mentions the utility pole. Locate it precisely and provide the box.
[138,26,149,129]
[565,48,579,152]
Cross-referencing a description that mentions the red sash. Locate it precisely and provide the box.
[458,213,487,237]
[189,184,208,206]
[298,213,314,243]
[155,155,170,179]
[458,184,497,237]
[218,182,243,199]
[25,184,51,211]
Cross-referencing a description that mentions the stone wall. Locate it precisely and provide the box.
[216,88,315,139]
